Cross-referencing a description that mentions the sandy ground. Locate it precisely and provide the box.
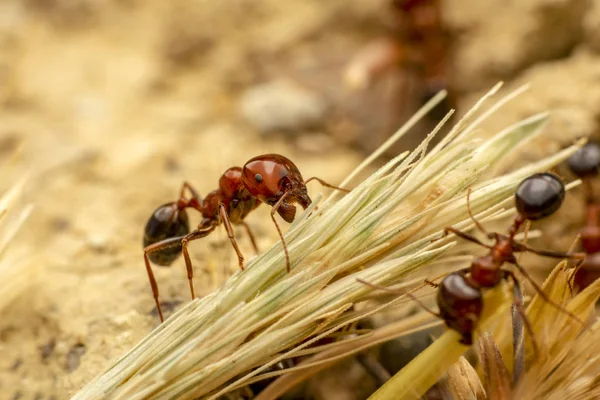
[0,1,599,399]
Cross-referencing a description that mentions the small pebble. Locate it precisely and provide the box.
[239,79,329,134]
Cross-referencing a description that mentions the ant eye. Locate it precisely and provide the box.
[255,173,263,183]
[515,173,565,221]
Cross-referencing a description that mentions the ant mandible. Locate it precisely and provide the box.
[361,173,585,345]
[567,141,600,291]
[143,154,348,322]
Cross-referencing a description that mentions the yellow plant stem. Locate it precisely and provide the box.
[368,283,512,400]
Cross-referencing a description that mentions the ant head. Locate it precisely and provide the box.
[568,142,600,179]
[219,167,243,198]
[242,154,311,222]
[515,173,565,221]
[143,202,190,266]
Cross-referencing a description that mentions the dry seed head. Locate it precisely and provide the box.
[74,84,585,400]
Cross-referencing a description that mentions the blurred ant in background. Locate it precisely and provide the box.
[143,154,348,321]
[567,141,600,291]
[345,0,453,137]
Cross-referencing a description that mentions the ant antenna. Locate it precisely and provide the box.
[466,188,489,236]
[304,177,350,193]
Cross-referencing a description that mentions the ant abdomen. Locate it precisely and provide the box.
[568,142,600,178]
[581,225,600,253]
[143,202,190,266]
[515,172,565,221]
[437,272,483,345]
[574,253,600,290]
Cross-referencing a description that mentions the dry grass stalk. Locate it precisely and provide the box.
[0,174,34,311]
[74,84,584,400]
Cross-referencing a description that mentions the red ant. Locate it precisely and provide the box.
[568,142,600,291]
[143,154,348,322]
[360,173,585,346]
[347,0,451,109]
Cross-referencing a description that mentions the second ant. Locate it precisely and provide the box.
[143,154,348,321]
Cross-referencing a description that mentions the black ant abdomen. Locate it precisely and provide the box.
[568,142,600,179]
[515,172,565,221]
[567,142,600,291]
[143,202,190,265]
[437,272,483,345]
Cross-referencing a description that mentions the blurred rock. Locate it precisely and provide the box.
[295,132,336,154]
[460,51,600,167]
[446,0,589,91]
[239,79,329,134]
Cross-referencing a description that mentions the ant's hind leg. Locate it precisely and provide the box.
[143,235,188,322]
[181,227,216,300]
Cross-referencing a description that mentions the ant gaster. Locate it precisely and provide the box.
[143,154,348,322]
[361,173,584,346]
[567,142,600,290]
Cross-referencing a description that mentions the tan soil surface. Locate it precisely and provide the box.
[0,1,599,399]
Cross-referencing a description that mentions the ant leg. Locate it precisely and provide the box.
[180,181,201,200]
[466,188,490,237]
[143,235,189,323]
[304,177,350,193]
[443,227,492,249]
[179,181,202,209]
[513,242,585,261]
[218,204,245,271]
[241,221,259,255]
[502,271,538,383]
[424,279,439,288]
[271,191,292,272]
[356,353,391,387]
[357,278,441,318]
[512,260,585,326]
[181,226,216,300]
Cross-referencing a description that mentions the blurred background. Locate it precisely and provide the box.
[0,0,599,398]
